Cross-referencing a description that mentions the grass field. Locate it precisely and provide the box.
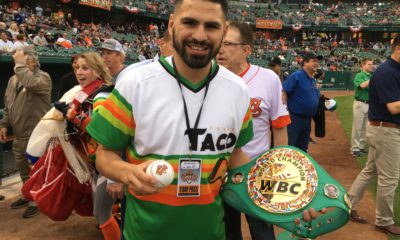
[335,95,400,240]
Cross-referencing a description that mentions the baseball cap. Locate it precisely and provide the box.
[99,39,125,56]
[303,52,323,62]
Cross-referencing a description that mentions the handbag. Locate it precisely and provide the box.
[21,139,93,221]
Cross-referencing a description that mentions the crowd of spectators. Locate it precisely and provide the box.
[251,32,390,72]
[113,0,400,27]
[0,3,165,62]
[0,1,394,71]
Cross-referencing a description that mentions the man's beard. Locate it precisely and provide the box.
[172,29,221,69]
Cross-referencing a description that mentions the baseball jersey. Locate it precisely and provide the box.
[87,56,253,240]
[241,64,290,160]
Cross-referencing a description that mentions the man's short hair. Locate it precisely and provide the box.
[361,58,372,66]
[228,21,254,49]
[16,34,24,41]
[391,35,400,51]
[174,0,228,18]
[269,56,282,67]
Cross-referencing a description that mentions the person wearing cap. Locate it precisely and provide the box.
[0,46,52,218]
[97,38,126,239]
[282,52,321,152]
[350,58,373,157]
[348,36,400,235]
[99,39,126,84]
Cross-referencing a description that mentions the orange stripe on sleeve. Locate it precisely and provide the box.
[93,99,105,110]
[271,115,291,129]
[103,100,135,128]
[243,108,252,123]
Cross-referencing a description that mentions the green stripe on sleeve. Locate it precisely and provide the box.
[87,113,133,150]
[235,119,253,148]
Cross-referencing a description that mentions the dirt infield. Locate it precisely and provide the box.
[0,91,385,240]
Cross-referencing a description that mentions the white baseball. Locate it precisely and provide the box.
[146,160,174,188]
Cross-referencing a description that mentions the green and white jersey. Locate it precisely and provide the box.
[87,56,253,240]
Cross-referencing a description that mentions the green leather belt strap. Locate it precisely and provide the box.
[221,146,351,239]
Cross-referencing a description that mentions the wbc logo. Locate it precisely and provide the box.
[248,148,318,213]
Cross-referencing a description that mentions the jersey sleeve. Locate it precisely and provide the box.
[269,73,291,129]
[87,87,135,151]
[92,91,110,113]
[235,106,253,148]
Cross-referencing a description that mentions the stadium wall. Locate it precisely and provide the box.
[0,56,355,110]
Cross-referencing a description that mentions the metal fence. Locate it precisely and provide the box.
[1,141,17,179]
[0,109,17,179]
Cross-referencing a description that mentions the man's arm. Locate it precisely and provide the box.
[14,64,52,94]
[95,144,160,196]
[0,107,9,143]
[0,78,12,142]
[229,147,251,169]
[354,72,370,89]
[386,101,400,115]
[282,75,297,95]
[272,126,288,146]
[359,80,370,89]
[32,36,39,46]
[12,50,50,94]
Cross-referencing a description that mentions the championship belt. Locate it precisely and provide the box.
[221,146,351,239]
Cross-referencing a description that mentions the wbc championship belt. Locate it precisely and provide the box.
[221,146,351,239]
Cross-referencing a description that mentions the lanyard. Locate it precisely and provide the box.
[172,58,212,152]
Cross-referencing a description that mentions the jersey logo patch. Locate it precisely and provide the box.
[250,98,262,117]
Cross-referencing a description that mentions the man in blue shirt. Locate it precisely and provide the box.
[283,52,321,152]
[348,36,400,235]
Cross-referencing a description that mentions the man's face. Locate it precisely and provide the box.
[101,49,123,72]
[216,27,247,73]
[39,30,45,37]
[0,32,7,41]
[362,60,374,73]
[271,65,281,76]
[303,58,319,74]
[26,57,36,71]
[169,0,226,69]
